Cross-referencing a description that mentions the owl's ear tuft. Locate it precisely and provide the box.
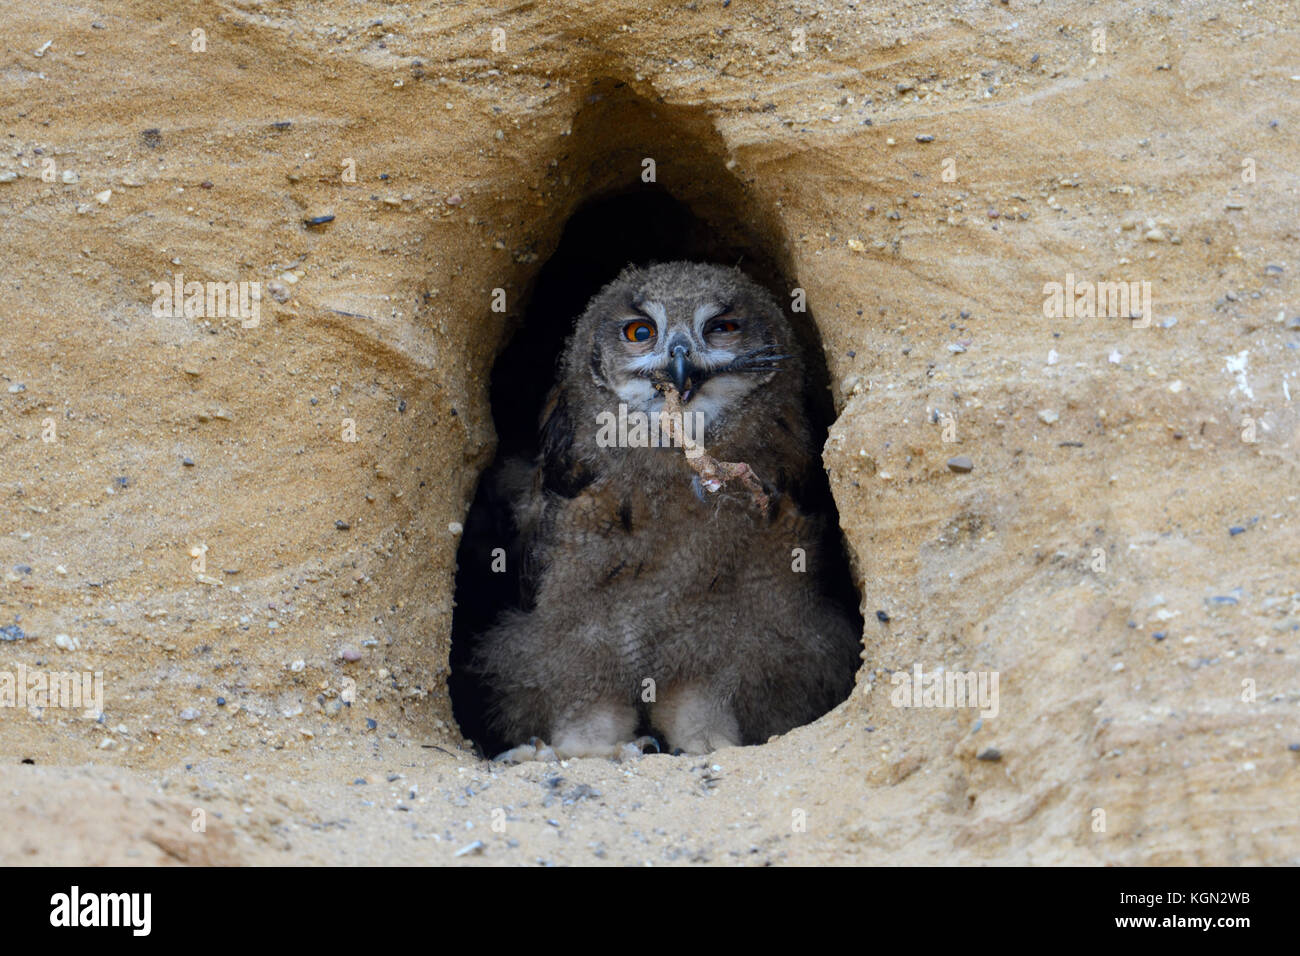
[538,387,595,498]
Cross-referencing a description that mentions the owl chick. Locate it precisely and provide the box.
[472,261,861,760]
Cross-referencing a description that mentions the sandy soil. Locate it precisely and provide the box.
[1,0,1298,865]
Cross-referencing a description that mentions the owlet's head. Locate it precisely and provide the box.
[568,261,802,432]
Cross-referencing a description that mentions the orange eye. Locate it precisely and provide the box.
[706,319,740,335]
[623,320,656,343]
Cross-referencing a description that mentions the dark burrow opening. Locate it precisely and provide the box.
[448,184,864,757]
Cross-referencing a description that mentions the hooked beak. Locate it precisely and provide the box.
[669,345,691,396]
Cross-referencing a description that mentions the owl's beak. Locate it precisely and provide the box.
[669,343,695,399]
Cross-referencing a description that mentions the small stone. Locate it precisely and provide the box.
[1037,409,1059,425]
[1144,228,1166,242]
[365,718,378,731]
[0,170,18,183]
[266,280,290,303]
[61,169,79,184]
[915,134,934,142]
[0,625,26,642]
[182,457,195,467]
[304,214,335,226]
[445,194,462,206]
[976,748,1002,762]
[289,659,306,672]
[54,633,78,651]
[875,610,890,623]
[454,840,485,858]
[335,519,350,530]
[216,697,226,706]
[947,456,974,473]
[340,647,362,662]
[179,708,200,721]
[1228,525,1246,536]
[95,189,112,204]
[448,521,464,535]
[847,238,865,253]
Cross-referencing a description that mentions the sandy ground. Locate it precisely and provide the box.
[1,0,1298,865]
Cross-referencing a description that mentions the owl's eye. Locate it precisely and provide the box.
[705,319,741,335]
[623,320,656,343]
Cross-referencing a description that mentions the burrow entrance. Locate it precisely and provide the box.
[448,80,863,756]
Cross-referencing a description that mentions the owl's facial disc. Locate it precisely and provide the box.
[603,291,791,434]
[614,300,772,402]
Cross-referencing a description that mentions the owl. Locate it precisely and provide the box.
[469,261,861,760]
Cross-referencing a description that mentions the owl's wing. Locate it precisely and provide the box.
[537,385,595,498]
[487,385,596,608]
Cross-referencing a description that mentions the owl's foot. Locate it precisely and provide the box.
[617,735,662,761]
[493,701,645,763]
[560,734,658,761]
[492,735,661,764]
[656,683,741,754]
[493,736,558,764]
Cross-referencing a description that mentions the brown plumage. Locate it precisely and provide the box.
[472,262,861,759]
